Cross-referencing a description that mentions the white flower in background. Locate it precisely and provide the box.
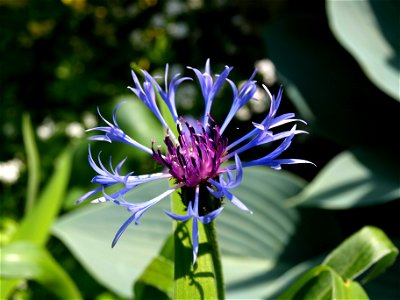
[0,158,24,184]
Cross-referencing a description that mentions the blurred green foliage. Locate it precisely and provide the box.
[1,0,399,299]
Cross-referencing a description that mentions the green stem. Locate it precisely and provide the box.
[22,113,40,213]
[204,220,225,300]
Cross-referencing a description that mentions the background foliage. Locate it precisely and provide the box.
[1,0,399,299]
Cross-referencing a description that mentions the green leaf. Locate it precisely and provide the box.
[323,226,398,283]
[112,95,164,148]
[0,241,82,299]
[22,113,41,213]
[52,167,306,299]
[219,167,305,261]
[278,265,369,300]
[263,15,399,148]
[333,275,369,300]
[11,146,73,245]
[134,256,174,299]
[133,235,174,299]
[288,149,400,209]
[326,0,400,101]
[52,180,172,299]
[280,226,398,299]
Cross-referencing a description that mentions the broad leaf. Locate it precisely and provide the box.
[264,15,400,148]
[326,0,400,101]
[288,149,400,209]
[52,180,172,298]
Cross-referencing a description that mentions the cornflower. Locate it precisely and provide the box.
[77,59,311,263]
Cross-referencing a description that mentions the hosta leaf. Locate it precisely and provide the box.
[264,14,400,148]
[326,0,400,101]
[52,180,172,299]
[288,149,400,209]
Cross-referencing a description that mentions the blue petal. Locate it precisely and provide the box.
[191,217,199,265]
[75,186,103,204]
[223,189,252,213]
[128,70,175,138]
[112,213,137,247]
[220,70,257,133]
[87,106,152,154]
[209,179,252,213]
[198,207,224,224]
[164,209,192,221]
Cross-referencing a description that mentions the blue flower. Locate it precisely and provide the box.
[78,59,312,263]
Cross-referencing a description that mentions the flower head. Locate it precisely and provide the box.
[78,59,312,263]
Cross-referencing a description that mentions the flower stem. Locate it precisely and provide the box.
[204,220,225,300]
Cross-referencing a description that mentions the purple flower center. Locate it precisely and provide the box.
[152,118,228,187]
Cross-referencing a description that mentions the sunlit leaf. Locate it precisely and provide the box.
[323,226,398,283]
[326,0,400,101]
[278,265,369,300]
[0,241,81,299]
[52,180,172,298]
[264,15,399,148]
[112,95,164,149]
[279,226,398,299]
[288,149,400,208]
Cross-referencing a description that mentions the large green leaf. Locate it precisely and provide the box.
[1,241,82,299]
[52,167,306,298]
[264,14,400,148]
[288,149,400,209]
[52,180,172,299]
[326,0,400,101]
